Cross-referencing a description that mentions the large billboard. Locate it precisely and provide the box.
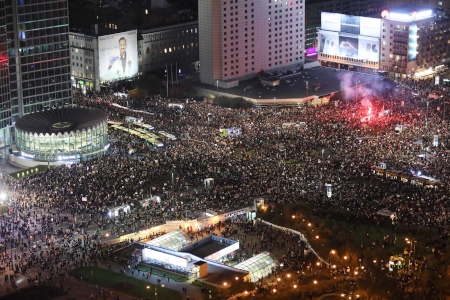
[319,30,379,62]
[319,31,339,56]
[338,35,359,58]
[321,12,381,38]
[99,30,138,82]
[358,36,379,62]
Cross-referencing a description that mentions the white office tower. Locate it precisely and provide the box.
[199,0,305,87]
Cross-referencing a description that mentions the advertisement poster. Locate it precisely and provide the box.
[321,12,341,32]
[99,30,138,82]
[360,17,381,38]
[319,32,339,56]
[358,37,379,62]
[340,14,360,35]
[338,36,358,58]
[321,13,381,38]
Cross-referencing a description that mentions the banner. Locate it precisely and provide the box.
[99,30,138,82]
[321,13,381,38]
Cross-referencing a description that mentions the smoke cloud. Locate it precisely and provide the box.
[337,71,390,102]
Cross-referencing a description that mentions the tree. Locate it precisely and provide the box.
[132,75,165,96]
[168,84,197,99]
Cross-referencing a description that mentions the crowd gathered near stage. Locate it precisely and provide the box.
[0,73,449,297]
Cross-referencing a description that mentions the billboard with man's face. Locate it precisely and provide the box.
[99,30,138,82]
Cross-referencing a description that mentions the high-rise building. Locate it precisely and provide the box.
[199,0,305,87]
[0,0,12,147]
[379,6,450,79]
[2,0,72,147]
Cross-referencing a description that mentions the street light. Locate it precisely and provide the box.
[216,79,219,99]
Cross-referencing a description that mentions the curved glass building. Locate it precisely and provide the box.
[234,251,278,282]
[15,107,108,162]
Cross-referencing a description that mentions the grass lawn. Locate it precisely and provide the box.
[192,280,220,298]
[137,264,189,282]
[70,267,182,300]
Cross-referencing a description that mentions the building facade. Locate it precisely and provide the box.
[305,0,386,53]
[69,32,98,92]
[198,0,306,87]
[2,0,72,147]
[140,21,199,76]
[69,21,200,92]
[380,7,450,79]
[0,0,12,148]
[317,7,450,79]
[317,12,382,74]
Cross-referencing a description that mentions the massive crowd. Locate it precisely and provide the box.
[0,72,448,297]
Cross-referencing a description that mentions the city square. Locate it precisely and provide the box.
[0,0,449,300]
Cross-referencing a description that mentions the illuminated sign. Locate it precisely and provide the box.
[408,23,418,61]
[142,248,188,269]
[319,31,380,62]
[321,12,381,38]
[382,9,433,22]
[21,151,34,159]
[57,155,77,160]
[99,30,138,82]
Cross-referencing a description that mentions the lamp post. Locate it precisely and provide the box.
[216,79,219,99]
[171,169,176,213]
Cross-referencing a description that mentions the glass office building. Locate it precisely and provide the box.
[15,107,108,162]
[2,0,72,147]
[0,1,11,147]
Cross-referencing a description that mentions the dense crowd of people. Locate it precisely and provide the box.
[0,72,448,298]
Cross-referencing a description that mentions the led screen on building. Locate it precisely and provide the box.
[338,35,359,58]
[319,31,339,56]
[408,23,418,62]
[319,30,380,62]
[321,13,381,38]
[358,36,379,62]
[99,30,138,82]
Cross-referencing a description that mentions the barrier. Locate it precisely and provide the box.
[259,219,330,266]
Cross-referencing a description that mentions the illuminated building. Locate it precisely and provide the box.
[0,0,72,148]
[198,0,305,88]
[69,21,199,92]
[0,0,11,147]
[379,6,450,79]
[12,107,108,167]
[317,6,450,78]
[305,0,386,55]
[5,1,72,122]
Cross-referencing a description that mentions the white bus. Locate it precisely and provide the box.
[158,131,177,141]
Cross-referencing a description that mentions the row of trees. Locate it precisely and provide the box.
[129,75,254,109]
